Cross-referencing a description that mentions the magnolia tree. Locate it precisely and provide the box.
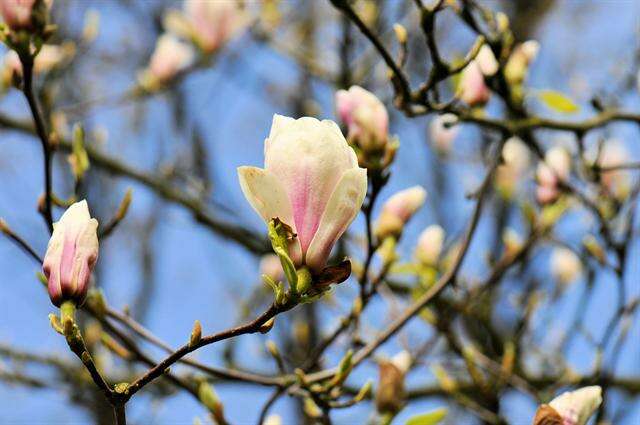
[0,0,638,424]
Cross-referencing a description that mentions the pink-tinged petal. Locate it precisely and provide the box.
[238,166,302,263]
[265,114,296,155]
[305,167,367,271]
[58,232,77,294]
[536,184,559,204]
[264,116,357,253]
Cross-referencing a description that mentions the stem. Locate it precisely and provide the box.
[20,54,54,233]
[114,404,126,425]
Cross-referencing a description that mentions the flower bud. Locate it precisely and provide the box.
[165,0,248,54]
[0,0,50,30]
[502,228,522,260]
[263,415,282,425]
[374,186,426,240]
[2,43,71,87]
[536,147,571,204]
[43,200,99,307]
[335,85,389,152]
[429,113,459,155]
[458,60,491,106]
[139,33,194,89]
[550,247,581,285]
[496,137,530,198]
[534,386,602,425]
[476,44,498,77]
[238,115,367,271]
[598,139,631,201]
[259,253,284,282]
[415,224,444,266]
[505,40,540,85]
[375,355,408,415]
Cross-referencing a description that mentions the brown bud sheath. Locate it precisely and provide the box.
[533,404,563,425]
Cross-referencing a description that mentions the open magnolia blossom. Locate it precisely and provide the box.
[335,85,389,152]
[375,185,426,239]
[429,113,459,155]
[238,115,367,272]
[534,386,602,425]
[415,224,445,266]
[43,200,99,307]
[458,60,491,106]
[140,33,194,88]
[164,0,248,54]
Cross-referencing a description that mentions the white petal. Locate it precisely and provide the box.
[238,166,302,263]
[549,386,602,425]
[305,167,367,271]
[266,114,296,154]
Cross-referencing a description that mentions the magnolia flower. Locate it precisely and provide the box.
[375,186,427,239]
[458,60,491,106]
[0,0,47,30]
[335,85,389,151]
[376,351,411,415]
[598,140,631,200]
[415,224,445,266]
[505,40,540,85]
[536,147,571,204]
[238,115,367,271]
[534,386,602,425]
[141,33,194,87]
[496,137,530,198]
[259,253,284,282]
[551,247,582,285]
[164,0,248,54]
[43,200,99,307]
[429,113,459,155]
[476,44,499,76]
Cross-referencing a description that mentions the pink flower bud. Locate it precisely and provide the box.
[547,386,602,425]
[146,34,194,84]
[183,0,247,53]
[429,113,459,155]
[375,186,426,239]
[259,253,284,282]
[535,147,571,204]
[238,115,367,271]
[335,85,389,151]
[0,0,36,30]
[476,44,498,76]
[598,140,631,200]
[458,60,491,106]
[43,200,99,307]
[415,224,444,265]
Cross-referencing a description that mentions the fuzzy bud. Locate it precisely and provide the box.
[335,85,389,152]
[374,186,427,240]
[534,386,602,425]
[414,224,445,266]
[458,60,491,106]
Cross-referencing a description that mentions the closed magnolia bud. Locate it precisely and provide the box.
[476,44,498,77]
[598,139,631,201]
[415,224,445,266]
[259,253,284,282]
[502,228,522,259]
[505,40,540,85]
[239,115,367,271]
[141,33,194,87]
[496,137,530,198]
[335,85,389,152]
[536,147,571,204]
[534,386,602,425]
[165,0,248,54]
[375,186,427,239]
[429,113,459,155]
[458,60,491,106]
[375,360,406,415]
[43,200,99,307]
[551,247,582,285]
[0,0,51,30]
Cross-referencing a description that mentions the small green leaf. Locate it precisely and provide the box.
[537,90,579,114]
[405,408,448,425]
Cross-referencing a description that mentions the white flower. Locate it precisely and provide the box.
[238,115,367,271]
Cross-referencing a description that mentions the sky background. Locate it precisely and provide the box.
[0,0,639,424]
